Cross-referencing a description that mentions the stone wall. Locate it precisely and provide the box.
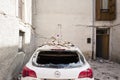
[0,0,35,79]
[32,0,93,59]
[94,0,120,63]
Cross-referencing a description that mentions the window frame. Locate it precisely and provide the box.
[18,0,25,21]
[96,0,116,21]
[18,31,25,52]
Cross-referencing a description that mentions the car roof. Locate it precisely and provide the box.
[36,44,80,51]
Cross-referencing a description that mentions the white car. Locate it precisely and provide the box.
[21,44,94,80]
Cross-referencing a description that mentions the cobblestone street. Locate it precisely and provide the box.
[89,59,120,80]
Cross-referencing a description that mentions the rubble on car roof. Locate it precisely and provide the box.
[39,36,75,48]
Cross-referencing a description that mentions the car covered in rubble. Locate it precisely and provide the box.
[21,41,94,80]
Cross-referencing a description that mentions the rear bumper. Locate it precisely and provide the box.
[21,77,94,80]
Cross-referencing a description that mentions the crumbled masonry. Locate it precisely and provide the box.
[89,59,120,80]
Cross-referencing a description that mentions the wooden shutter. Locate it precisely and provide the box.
[96,0,101,20]
[109,0,116,20]
[18,0,22,19]
[96,0,116,21]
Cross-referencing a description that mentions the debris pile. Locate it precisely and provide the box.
[89,59,120,80]
[41,36,75,48]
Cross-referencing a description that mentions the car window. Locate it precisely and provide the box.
[33,50,85,68]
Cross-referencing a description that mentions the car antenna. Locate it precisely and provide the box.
[57,24,62,44]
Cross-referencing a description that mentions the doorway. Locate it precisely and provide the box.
[96,28,109,59]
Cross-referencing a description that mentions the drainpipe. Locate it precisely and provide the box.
[92,0,95,60]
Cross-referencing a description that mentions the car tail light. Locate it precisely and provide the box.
[78,68,93,78]
[22,66,37,78]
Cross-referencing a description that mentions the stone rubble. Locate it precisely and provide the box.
[88,59,120,80]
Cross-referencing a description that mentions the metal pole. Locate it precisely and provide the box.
[92,0,95,59]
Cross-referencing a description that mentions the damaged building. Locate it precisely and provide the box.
[32,0,120,63]
[0,0,120,80]
[0,0,35,80]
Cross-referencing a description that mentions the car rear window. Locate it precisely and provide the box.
[34,50,85,68]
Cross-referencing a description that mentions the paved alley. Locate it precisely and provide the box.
[89,59,120,80]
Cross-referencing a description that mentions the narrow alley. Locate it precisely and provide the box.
[0,0,120,80]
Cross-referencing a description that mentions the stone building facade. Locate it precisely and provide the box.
[0,0,35,80]
[32,0,93,59]
[32,0,120,63]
